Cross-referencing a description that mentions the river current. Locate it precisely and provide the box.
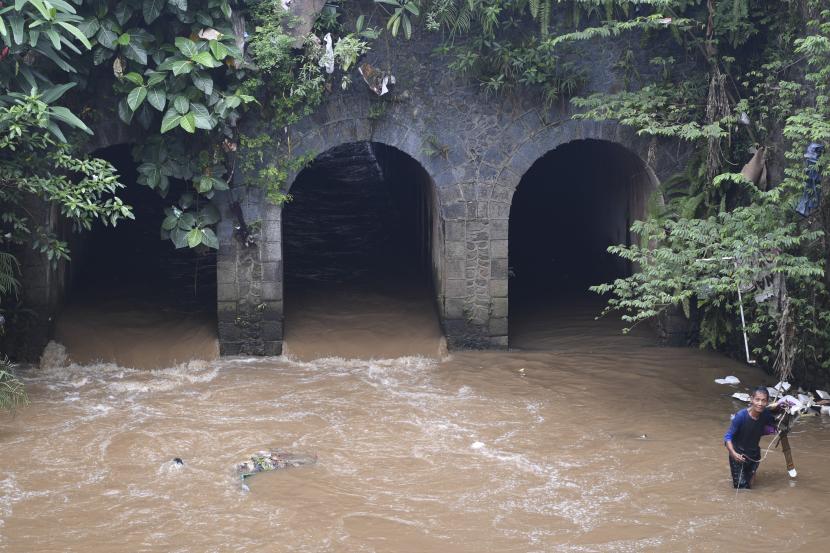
[2,295,829,552]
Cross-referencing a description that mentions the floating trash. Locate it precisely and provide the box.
[715,376,740,385]
[236,449,317,480]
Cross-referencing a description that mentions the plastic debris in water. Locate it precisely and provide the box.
[470,442,485,450]
[715,376,740,385]
[732,392,751,402]
[236,449,317,479]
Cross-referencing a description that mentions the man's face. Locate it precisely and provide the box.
[750,392,769,414]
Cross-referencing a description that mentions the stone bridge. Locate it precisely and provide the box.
[213,27,687,356]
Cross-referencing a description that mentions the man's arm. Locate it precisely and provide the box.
[724,411,746,462]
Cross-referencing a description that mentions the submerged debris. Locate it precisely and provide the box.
[236,449,317,479]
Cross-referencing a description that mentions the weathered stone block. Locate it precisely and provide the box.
[445,279,467,298]
[262,241,281,263]
[489,335,509,349]
[218,321,242,341]
[446,241,466,259]
[490,219,509,239]
[491,239,508,259]
[262,218,280,241]
[446,259,466,279]
[491,298,508,318]
[261,321,284,341]
[445,297,466,318]
[489,317,508,335]
[489,279,508,298]
[261,280,282,300]
[445,220,465,242]
[220,341,242,356]
[263,341,283,356]
[491,258,509,279]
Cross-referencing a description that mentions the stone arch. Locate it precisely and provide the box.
[216,119,450,355]
[505,132,659,346]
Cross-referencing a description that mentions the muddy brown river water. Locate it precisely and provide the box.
[2,295,829,552]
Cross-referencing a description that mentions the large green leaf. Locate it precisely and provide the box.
[9,15,24,45]
[208,40,229,60]
[76,18,100,39]
[116,32,130,46]
[56,21,92,49]
[49,106,93,134]
[179,111,196,133]
[114,3,134,26]
[191,51,220,68]
[97,25,118,50]
[123,72,144,86]
[39,82,76,103]
[175,36,198,58]
[123,40,148,64]
[147,88,166,111]
[171,60,193,75]
[170,228,188,249]
[173,95,189,114]
[201,228,219,249]
[191,72,213,96]
[147,71,166,87]
[162,214,178,230]
[117,98,134,124]
[127,86,147,111]
[189,103,213,129]
[169,0,188,10]
[178,212,196,230]
[186,228,203,248]
[143,0,165,24]
[160,109,182,133]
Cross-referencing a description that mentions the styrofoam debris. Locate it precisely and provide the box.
[788,468,798,478]
[767,387,781,398]
[715,376,740,385]
[816,389,830,400]
[798,393,813,407]
[821,406,830,416]
[732,392,751,402]
[470,442,485,450]
[774,381,792,392]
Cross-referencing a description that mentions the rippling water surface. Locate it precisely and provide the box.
[2,297,829,552]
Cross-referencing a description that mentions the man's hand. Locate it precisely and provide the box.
[730,450,746,463]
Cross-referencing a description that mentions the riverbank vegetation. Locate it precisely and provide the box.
[1,1,828,395]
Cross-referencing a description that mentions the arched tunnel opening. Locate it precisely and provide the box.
[508,139,653,346]
[55,144,218,367]
[282,141,443,358]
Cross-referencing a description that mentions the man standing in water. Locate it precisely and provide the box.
[724,386,786,489]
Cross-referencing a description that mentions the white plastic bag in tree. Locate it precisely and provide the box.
[319,33,334,74]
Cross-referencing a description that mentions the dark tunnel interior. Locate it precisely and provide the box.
[509,139,652,331]
[283,141,436,288]
[69,144,216,313]
[281,141,443,356]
